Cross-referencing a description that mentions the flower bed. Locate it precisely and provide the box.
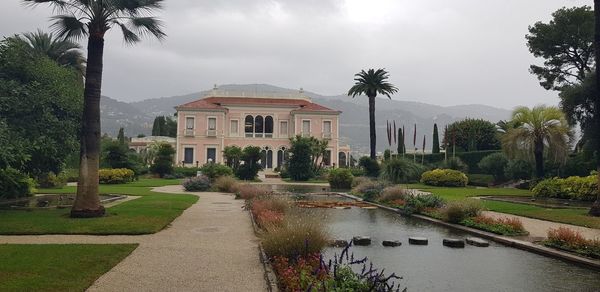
[543,227,600,259]
[462,215,528,236]
[243,194,404,291]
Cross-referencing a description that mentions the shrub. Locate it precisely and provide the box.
[462,215,527,236]
[328,168,353,189]
[532,174,598,201]
[173,167,201,178]
[250,196,290,217]
[182,175,211,192]
[437,157,469,173]
[504,159,532,180]
[478,153,508,182]
[420,169,468,187]
[379,185,410,202]
[358,157,380,177]
[288,137,315,181]
[235,184,271,200]
[348,167,365,177]
[98,168,135,184]
[0,168,34,200]
[236,146,263,180]
[214,176,239,193]
[351,176,371,188]
[351,180,386,201]
[403,194,445,214]
[261,212,329,259]
[61,168,79,182]
[37,172,67,188]
[200,163,234,180]
[381,158,427,183]
[256,210,284,228]
[441,200,483,223]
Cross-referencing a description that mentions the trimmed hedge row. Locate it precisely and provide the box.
[422,150,501,173]
[421,169,468,187]
[99,168,135,184]
[532,174,598,201]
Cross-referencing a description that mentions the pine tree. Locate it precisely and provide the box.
[117,128,125,145]
[432,123,440,154]
[397,128,405,154]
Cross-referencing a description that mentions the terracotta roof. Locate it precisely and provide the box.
[177,96,340,113]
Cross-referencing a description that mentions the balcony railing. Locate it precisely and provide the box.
[206,129,217,137]
[322,132,332,139]
[184,129,194,137]
[301,131,311,137]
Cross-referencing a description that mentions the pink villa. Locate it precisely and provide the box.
[175,89,351,170]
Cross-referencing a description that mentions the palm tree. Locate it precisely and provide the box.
[14,29,86,76]
[501,106,570,179]
[25,0,166,218]
[348,69,398,159]
[590,0,600,216]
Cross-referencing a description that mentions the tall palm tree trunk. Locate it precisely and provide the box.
[71,34,105,218]
[534,139,544,179]
[590,0,600,216]
[368,95,377,159]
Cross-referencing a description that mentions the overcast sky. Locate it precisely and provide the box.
[0,0,591,108]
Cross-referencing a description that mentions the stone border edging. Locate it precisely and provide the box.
[246,204,279,292]
[336,193,600,271]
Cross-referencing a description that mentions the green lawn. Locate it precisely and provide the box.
[405,183,600,229]
[0,179,198,235]
[0,244,137,292]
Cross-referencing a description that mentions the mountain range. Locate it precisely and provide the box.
[101,84,511,154]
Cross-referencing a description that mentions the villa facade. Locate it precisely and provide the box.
[175,89,350,169]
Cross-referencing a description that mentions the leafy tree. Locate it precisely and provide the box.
[236,146,263,180]
[397,128,405,155]
[102,141,129,169]
[526,6,594,90]
[443,119,501,152]
[383,149,391,161]
[504,159,532,181]
[478,153,509,182]
[117,128,126,145]
[150,143,175,178]
[223,145,243,170]
[348,69,398,159]
[11,30,86,76]
[25,0,166,218]
[309,137,328,172]
[288,136,315,181]
[0,37,82,177]
[151,115,176,137]
[432,123,440,154]
[501,106,570,178]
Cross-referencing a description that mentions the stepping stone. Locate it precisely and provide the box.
[329,239,349,248]
[443,238,465,248]
[466,237,490,247]
[408,237,428,245]
[352,236,372,246]
[382,240,402,247]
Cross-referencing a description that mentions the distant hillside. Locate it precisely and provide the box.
[102,84,511,154]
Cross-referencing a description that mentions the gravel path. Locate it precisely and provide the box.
[0,186,268,292]
[482,211,600,241]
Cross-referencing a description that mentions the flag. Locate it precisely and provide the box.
[422,135,426,152]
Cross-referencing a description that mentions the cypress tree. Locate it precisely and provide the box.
[151,117,161,136]
[397,128,405,154]
[117,128,125,145]
[432,123,440,154]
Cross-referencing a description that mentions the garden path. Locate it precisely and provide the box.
[483,211,600,241]
[0,186,268,292]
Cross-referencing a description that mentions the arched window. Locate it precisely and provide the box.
[245,115,254,137]
[255,115,264,138]
[265,116,274,138]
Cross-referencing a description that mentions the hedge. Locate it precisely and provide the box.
[422,150,501,173]
[532,174,598,201]
[328,168,354,189]
[99,168,135,184]
[421,169,468,187]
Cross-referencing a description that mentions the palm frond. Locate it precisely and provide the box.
[115,21,141,44]
[347,68,398,98]
[50,15,88,40]
[129,17,166,40]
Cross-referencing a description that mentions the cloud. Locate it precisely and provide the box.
[0,0,591,108]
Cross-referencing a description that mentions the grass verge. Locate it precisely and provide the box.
[0,244,137,292]
[0,179,198,235]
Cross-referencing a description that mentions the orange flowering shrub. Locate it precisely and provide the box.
[256,210,284,228]
[272,253,329,292]
[462,215,527,236]
[545,227,600,258]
